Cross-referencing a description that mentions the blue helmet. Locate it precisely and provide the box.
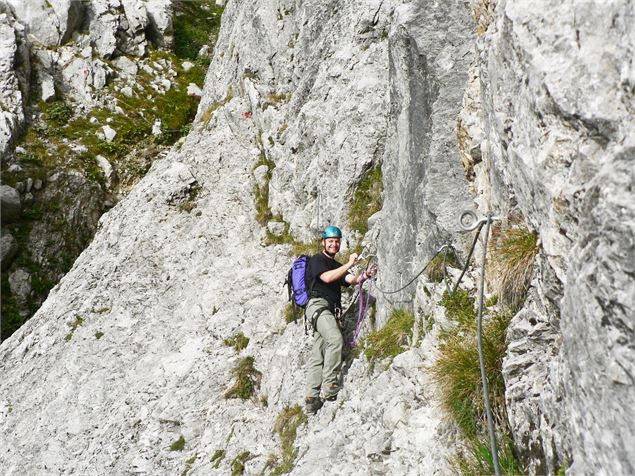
[322,226,342,239]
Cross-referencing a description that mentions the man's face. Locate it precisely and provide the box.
[323,238,341,257]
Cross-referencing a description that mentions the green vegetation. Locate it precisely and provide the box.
[40,100,72,125]
[230,451,251,476]
[348,164,383,235]
[64,315,85,341]
[178,184,201,213]
[253,152,276,226]
[173,0,224,61]
[283,303,296,324]
[224,357,262,400]
[180,453,197,476]
[363,308,415,366]
[170,435,186,451]
[211,449,225,468]
[489,227,539,311]
[427,248,461,283]
[0,276,22,341]
[266,405,308,475]
[223,332,250,352]
[95,331,104,339]
[431,290,522,474]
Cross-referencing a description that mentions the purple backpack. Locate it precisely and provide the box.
[286,255,310,309]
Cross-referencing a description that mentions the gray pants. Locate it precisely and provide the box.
[305,297,343,399]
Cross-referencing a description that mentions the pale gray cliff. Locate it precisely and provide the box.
[0,0,633,475]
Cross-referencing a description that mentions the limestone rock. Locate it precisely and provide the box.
[8,268,31,306]
[0,228,18,270]
[0,185,21,222]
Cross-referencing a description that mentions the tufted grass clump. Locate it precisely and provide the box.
[440,289,476,329]
[170,435,186,451]
[210,449,225,468]
[230,451,251,476]
[180,453,197,476]
[489,227,539,311]
[224,357,262,400]
[432,290,521,474]
[363,308,415,365]
[252,153,276,226]
[223,332,250,352]
[265,404,308,475]
[427,248,461,283]
[348,164,383,235]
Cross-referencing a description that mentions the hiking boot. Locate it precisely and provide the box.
[323,383,340,402]
[305,396,323,415]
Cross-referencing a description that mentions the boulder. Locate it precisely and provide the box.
[8,268,31,306]
[0,185,21,222]
[0,228,18,271]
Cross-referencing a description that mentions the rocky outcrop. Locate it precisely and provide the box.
[0,7,29,159]
[462,0,635,473]
[0,185,20,221]
[0,0,633,475]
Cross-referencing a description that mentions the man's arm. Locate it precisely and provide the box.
[344,262,378,285]
[320,253,358,284]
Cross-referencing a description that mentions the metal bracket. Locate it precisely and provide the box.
[459,210,500,231]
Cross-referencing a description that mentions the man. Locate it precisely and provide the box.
[304,225,376,414]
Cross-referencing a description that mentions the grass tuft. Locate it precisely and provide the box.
[432,291,522,473]
[426,249,461,283]
[230,451,251,476]
[489,227,539,311]
[348,164,383,235]
[267,405,307,475]
[211,449,225,468]
[224,357,262,400]
[223,332,250,352]
[363,308,415,365]
[170,435,186,451]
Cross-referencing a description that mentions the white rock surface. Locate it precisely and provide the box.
[0,1,633,476]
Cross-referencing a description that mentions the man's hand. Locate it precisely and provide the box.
[366,263,378,278]
[347,253,359,266]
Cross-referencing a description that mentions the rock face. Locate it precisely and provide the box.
[0,0,633,475]
[462,0,635,473]
[0,8,29,159]
[0,185,21,222]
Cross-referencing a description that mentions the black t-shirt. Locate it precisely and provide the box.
[306,252,350,308]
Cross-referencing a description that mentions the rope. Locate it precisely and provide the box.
[374,248,444,296]
[451,220,486,295]
[346,277,374,348]
[476,214,501,476]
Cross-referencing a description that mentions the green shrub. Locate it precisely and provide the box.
[267,405,307,475]
[363,308,415,365]
[348,164,383,235]
[223,332,250,351]
[224,357,262,400]
[170,435,186,451]
[489,227,539,311]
